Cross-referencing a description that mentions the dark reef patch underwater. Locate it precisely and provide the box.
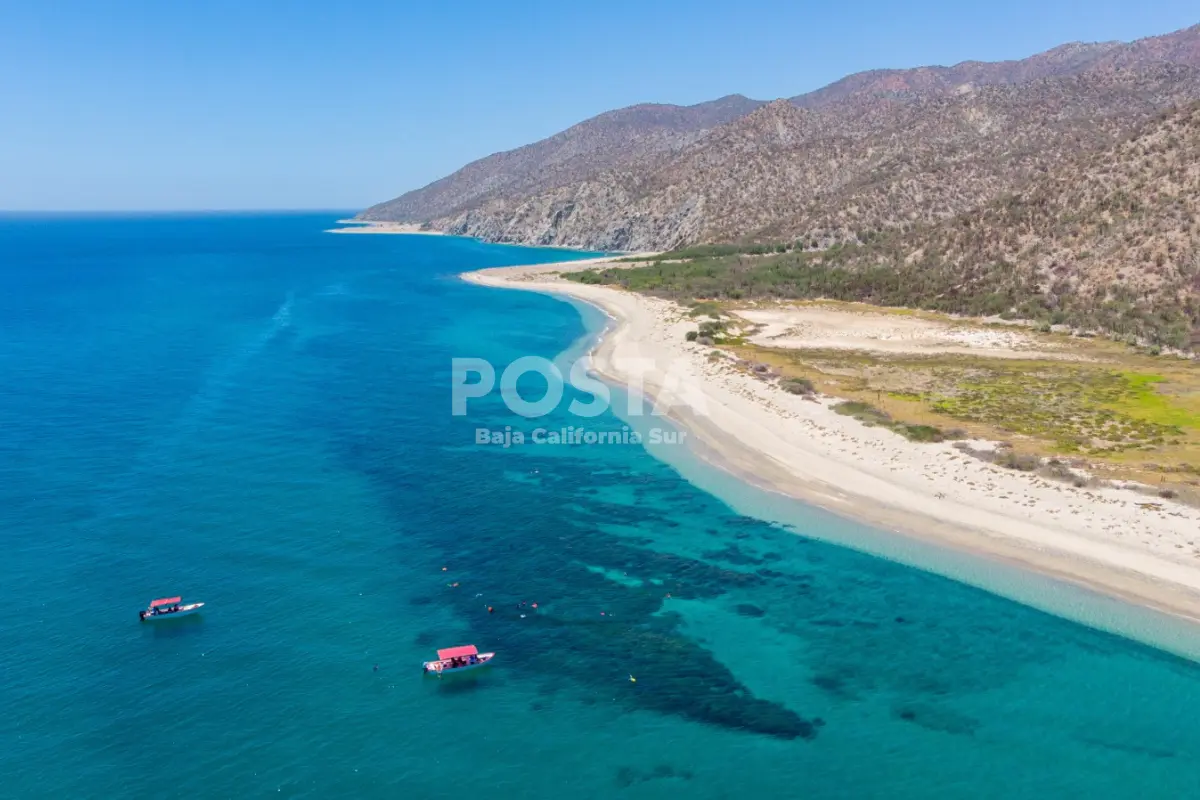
[4,214,1200,798]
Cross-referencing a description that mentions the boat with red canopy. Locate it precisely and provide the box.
[422,644,495,675]
[139,596,204,621]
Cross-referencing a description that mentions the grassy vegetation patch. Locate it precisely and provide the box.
[1104,372,1200,429]
[927,368,1190,454]
[831,401,957,443]
[732,327,1200,494]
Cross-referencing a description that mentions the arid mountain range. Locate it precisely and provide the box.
[360,23,1200,257]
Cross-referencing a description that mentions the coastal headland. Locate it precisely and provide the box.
[463,257,1200,626]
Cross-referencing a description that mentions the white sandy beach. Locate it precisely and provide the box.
[463,259,1200,623]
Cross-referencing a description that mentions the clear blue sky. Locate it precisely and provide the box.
[1,0,1195,211]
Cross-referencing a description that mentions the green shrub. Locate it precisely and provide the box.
[782,377,815,395]
[688,301,723,318]
[897,424,946,442]
[996,451,1041,471]
[833,401,892,426]
[567,269,606,285]
[833,401,878,417]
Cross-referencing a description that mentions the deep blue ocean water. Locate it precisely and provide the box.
[4,213,1200,798]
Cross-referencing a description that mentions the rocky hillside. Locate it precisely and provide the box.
[839,101,1200,347]
[769,64,1200,244]
[360,24,1200,252]
[359,94,763,224]
[788,24,1200,107]
[788,41,1124,108]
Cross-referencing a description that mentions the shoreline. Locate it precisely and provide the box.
[462,258,1200,634]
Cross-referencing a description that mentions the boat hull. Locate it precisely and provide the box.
[422,652,495,675]
[141,602,204,621]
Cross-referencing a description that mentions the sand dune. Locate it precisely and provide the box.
[736,305,1077,359]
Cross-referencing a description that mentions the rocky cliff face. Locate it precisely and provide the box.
[360,24,1200,252]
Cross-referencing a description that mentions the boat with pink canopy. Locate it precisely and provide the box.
[422,645,495,675]
[139,596,204,621]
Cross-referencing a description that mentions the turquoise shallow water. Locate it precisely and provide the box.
[4,214,1200,798]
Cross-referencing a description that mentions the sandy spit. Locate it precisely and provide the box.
[326,221,445,235]
[462,259,1200,626]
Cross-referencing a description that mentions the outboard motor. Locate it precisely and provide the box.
[139,610,146,620]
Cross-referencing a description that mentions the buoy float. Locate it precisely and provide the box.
[531,603,538,609]
[629,675,637,683]
[487,606,494,614]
